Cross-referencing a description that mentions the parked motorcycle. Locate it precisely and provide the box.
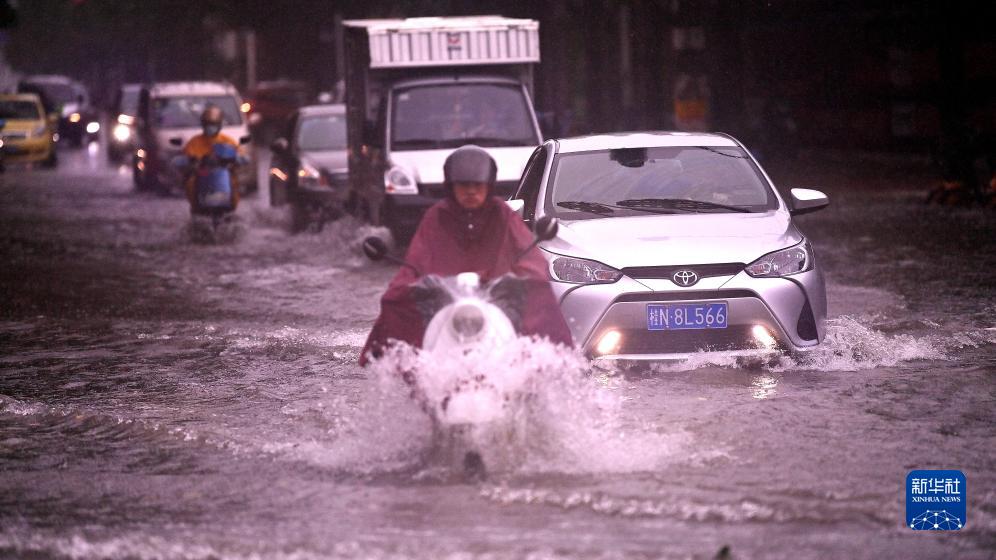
[362,216,559,479]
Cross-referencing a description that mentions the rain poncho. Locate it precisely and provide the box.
[359,196,573,365]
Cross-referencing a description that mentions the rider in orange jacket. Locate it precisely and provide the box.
[181,106,243,212]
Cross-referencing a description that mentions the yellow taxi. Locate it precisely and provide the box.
[0,93,57,167]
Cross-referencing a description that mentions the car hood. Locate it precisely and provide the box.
[389,146,535,183]
[302,149,348,174]
[1,120,44,132]
[543,211,802,267]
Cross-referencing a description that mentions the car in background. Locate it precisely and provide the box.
[17,75,100,147]
[509,131,829,361]
[269,103,349,232]
[107,83,141,163]
[0,93,57,167]
[246,80,311,144]
[133,81,255,194]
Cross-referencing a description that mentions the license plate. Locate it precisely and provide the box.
[647,302,728,331]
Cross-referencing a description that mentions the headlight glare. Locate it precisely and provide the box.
[549,254,621,284]
[745,241,813,277]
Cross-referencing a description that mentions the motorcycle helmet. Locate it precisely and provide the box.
[443,145,497,188]
[200,106,224,137]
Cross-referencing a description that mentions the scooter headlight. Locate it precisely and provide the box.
[384,166,418,195]
[745,240,814,278]
[450,303,486,343]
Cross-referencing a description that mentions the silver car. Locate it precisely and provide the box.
[509,132,829,360]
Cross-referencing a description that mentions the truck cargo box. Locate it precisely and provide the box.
[344,16,539,68]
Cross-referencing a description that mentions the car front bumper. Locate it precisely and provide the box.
[553,268,826,360]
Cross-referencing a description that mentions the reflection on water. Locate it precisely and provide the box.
[750,374,778,399]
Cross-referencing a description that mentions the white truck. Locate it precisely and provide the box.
[343,16,543,239]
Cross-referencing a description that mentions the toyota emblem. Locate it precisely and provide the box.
[672,269,698,286]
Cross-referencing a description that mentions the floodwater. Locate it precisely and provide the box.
[0,145,993,559]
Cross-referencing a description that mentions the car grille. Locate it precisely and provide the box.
[622,263,745,279]
[1,132,28,140]
[419,180,519,200]
[615,325,760,354]
[327,171,349,189]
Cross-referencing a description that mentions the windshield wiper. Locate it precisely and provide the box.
[392,138,443,149]
[557,200,685,216]
[458,136,534,147]
[556,201,615,215]
[616,198,752,213]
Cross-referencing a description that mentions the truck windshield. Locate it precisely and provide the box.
[152,96,243,128]
[391,83,537,150]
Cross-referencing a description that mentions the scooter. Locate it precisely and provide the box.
[174,143,243,242]
[362,216,559,479]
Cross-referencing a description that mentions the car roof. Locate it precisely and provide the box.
[146,81,240,98]
[20,74,77,85]
[297,104,346,117]
[555,131,740,153]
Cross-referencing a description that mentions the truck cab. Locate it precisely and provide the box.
[344,16,542,240]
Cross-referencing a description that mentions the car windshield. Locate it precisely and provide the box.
[119,88,140,115]
[0,100,42,120]
[296,114,346,151]
[152,96,243,128]
[391,83,538,150]
[548,146,778,220]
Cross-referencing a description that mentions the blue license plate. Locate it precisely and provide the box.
[647,302,728,330]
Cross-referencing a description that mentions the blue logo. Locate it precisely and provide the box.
[906,470,966,530]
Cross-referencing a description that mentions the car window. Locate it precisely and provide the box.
[515,146,548,222]
[0,100,42,120]
[296,114,347,151]
[547,146,778,219]
[151,95,243,128]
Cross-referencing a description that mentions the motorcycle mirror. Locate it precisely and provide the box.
[362,236,389,261]
[534,216,559,241]
[168,137,183,147]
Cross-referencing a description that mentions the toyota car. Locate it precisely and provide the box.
[509,131,829,360]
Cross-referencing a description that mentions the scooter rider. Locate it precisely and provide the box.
[360,145,573,365]
[180,106,245,214]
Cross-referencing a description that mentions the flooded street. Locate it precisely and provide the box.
[1,146,994,559]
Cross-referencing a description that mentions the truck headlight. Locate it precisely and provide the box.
[745,240,814,278]
[545,252,621,284]
[384,166,418,195]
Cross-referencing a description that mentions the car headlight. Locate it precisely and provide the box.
[297,161,327,188]
[546,252,622,284]
[384,166,417,195]
[112,123,131,142]
[69,112,81,123]
[745,240,814,278]
[86,122,100,134]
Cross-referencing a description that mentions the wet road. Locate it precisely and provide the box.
[1,145,994,559]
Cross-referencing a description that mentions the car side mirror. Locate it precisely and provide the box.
[789,188,830,216]
[506,199,525,216]
[362,236,389,261]
[270,137,289,154]
[239,135,252,145]
[533,215,559,241]
[168,137,183,147]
